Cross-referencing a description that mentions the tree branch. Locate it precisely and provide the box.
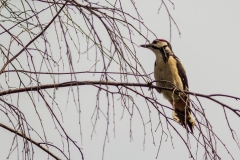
[0,123,62,160]
[0,1,67,74]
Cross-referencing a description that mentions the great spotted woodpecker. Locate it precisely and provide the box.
[140,39,195,133]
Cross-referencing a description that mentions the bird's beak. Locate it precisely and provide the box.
[140,44,152,48]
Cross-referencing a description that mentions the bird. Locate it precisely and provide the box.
[140,39,195,133]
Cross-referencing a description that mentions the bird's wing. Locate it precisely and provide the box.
[174,55,194,132]
[174,55,189,90]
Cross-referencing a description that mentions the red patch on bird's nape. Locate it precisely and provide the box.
[158,39,169,43]
[158,39,172,50]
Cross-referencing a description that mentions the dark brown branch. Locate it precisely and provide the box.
[0,80,236,98]
[0,1,67,74]
[0,123,61,160]
[0,80,239,116]
[2,69,152,77]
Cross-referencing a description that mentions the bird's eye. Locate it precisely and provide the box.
[152,40,157,44]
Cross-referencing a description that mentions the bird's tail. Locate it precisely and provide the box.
[173,108,195,133]
[170,97,195,133]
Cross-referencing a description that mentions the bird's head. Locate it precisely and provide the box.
[140,39,173,55]
[140,39,174,63]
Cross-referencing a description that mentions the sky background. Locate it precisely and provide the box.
[1,0,240,160]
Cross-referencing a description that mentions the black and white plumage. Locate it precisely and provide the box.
[140,39,195,133]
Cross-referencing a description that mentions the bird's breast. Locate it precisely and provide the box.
[154,56,183,100]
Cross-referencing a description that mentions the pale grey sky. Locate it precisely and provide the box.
[1,0,240,160]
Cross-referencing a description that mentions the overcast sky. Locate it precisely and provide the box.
[1,0,240,160]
